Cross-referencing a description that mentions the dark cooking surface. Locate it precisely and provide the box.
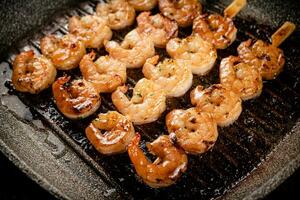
[1,150,299,199]
[0,0,299,200]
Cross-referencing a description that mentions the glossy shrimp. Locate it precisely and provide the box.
[159,0,201,27]
[85,111,135,155]
[166,34,217,75]
[166,108,218,154]
[52,76,101,119]
[40,34,86,70]
[105,29,155,68]
[128,0,158,11]
[237,39,285,80]
[128,133,188,188]
[193,14,237,49]
[190,84,242,127]
[96,0,135,30]
[219,56,263,101]
[68,15,112,48]
[79,52,126,93]
[142,55,193,97]
[12,50,57,94]
[111,78,166,125]
[136,12,178,48]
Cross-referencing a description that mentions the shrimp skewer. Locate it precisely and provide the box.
[79,52,126,93]
[96,0,135,30]
[271,21,295,48]
[85,111,135,155]
[143,55,193,97]
[191,84,242,127]
[111,78,166,125]
[224,0,247,18]
[193,0,247,49]
[166,34,217,75]
[238,22,295,80]
[128,133,188,188]
[166,108,218,154]
[52,76,101,119]
[40,34,86,70]
[159,0,201,27]
[12,50,57,94]
[136,12,178,48]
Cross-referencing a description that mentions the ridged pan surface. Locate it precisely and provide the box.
[0,0,299,199]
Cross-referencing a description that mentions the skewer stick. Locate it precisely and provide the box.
[271,21,296,47]
[224,0,247,18]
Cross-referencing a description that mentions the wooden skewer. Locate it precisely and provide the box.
[271,21,296,47]
[224,0,247,18]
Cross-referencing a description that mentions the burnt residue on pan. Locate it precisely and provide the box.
[0,1,299,199]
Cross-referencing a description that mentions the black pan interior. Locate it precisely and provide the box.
[0,0,299,199]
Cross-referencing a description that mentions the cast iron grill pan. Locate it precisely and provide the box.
[1,0,299,199]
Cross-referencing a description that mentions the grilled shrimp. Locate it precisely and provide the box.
[143,55,193,97]
[219,56,263,101]
[193,14,237,49]
[237,39,285,80]
[85,111,135,155]
[111,78,166,125]
[166,34,217,75]
[96,0,135,30]
[40,34,86,70]
[128,133,188,188]
[68,15,112,48]
[166,108,218,154]
[136,12,178,48]
[190,84,242,127]
[52,76,101,119]
[159,0,201,27]
[105,29,155,68]
[79,52,126,93]
[128,0,158,11]
[12,50,56,94]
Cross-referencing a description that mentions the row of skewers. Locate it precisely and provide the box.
[10,0,295,188]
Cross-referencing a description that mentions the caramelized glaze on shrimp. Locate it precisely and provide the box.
[128,0,158,11]
[79,52,126,93]
[12,50,57,94]
[68,15,112,48]
[85,111,135,155]
[219,56,263,100]
[52,76,101,119]
[40,34,86,70]
[166,34,217,75]
[166,108,218,154]
[143,55,193,97]
[193,14,237,49]
[137,12,178,48]
[96,0,135,30]
[128,133,188,188]
[111,78,166,125]
[159,0,201,27]
[105,29,155,68]
[237,39,285,80]
[191,84,242,126]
